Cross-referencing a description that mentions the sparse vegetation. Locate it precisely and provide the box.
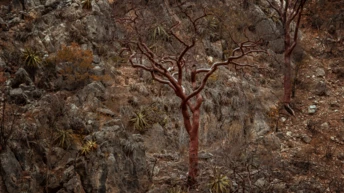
[167,186,187,193]
[82,0,92,10]
[54,129,73,149]
[150,25,170,42]
[81,140,98,155]
[130,108,149,132]
[55,42,94,90]
[22,48,42,68]
[208,168,231,193]
[22,48,41,81]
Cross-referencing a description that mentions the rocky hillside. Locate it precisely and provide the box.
[0,0,343,193]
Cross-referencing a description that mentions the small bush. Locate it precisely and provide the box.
[55,42,94,90]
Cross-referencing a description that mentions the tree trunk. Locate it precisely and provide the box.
[283,25,292,104]
[283,53,292,104]
[181,100,201,186]
[187,108,200,185]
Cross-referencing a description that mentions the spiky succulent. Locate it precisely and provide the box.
[22,48,41,68]
[209,168,231,193]
[54,129,73,149]
[81,140,98,155]
[130,109,148,132]
[82,0,92,9]
[150,25,170,42]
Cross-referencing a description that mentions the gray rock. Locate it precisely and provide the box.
[320,122,329,130]
[93,126,120,142]
[263,134,281,151]
[0,148,22,193]
[198,151,213,160]
[144,123,167,153]
[314,81,329,96]
[11,68,34,88]
[203,39,224,59]
[337,152,344,161]
[329,100,340,108]
[45,0,59,6]
[210,40,224,58]
[96,108,115,117]
[0,57,5,68]
[255,19,279,41]
[10,88,29,104]
[64,174,85,193]
[82,126,149,193]
[254,177,266,188]
[93,55,101,64]
[268,38,284,54]
[301,135,312,144]
[315,68,326,77]
[103,119,121,127]
[253,113,270,136]
[91,66,105,76]
[308,105,317,114]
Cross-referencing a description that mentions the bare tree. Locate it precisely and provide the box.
[266,0,307,115]
[118,4,265,186]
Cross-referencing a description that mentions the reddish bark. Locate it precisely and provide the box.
[128,39,264,185]
[121,6,265,186]
[267,0,307,106]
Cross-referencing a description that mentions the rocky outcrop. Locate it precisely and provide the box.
[0,148,23,193]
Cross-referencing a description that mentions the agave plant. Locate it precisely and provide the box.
[22,48,41,81]
[82,0,92,10]
[209,168,231,193]
[150,25,170,42]
[80,140,98,155]
[130,109,148,132]
[22,48,41,68]
[54,129,73,149]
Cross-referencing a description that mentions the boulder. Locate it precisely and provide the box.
[313,80,329,96]
[77,126,149,193]
[92,55,101,64]
[91,66,105,76]
[315,67,326,77]
[10,88,29,105]
[0,148,22,193]
[268,38,284,54]
[144,123,167,153]
[11,68,34,88]
[255,19,279,41]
